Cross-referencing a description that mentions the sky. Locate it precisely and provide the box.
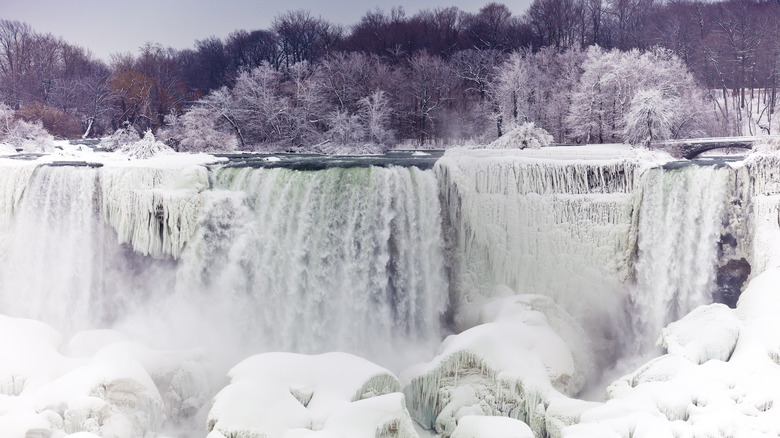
[5,0,533,62]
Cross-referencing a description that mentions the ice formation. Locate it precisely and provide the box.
[207,352,417,438]
[403,290,592,438]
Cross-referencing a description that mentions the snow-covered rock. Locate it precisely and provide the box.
[207,352,417,438]
[403,292,585,438]
[658,303,741,364]
[0,316,211,438]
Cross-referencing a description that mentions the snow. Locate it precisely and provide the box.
[450,415,534,438]
[658,304,741,364]
[0,316,210,438]
[207,352,417,438]
[403,291,589,438]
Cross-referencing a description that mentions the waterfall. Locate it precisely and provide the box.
[168,165,448,367]
[435,150,641,363]
[630,165,729,352]
[0,161,448,370]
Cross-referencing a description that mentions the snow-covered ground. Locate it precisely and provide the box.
[1,141,780,438]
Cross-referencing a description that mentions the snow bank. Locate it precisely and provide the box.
[403,291,588,438]
[207,352,417,438]
[0,315,211,438]
[561,268,780,438]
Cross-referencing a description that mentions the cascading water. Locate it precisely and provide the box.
[0,161,448,371]
[630,164,729,352]
[168,165,448,368]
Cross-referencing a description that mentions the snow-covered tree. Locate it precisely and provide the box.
[567,46,711,145]
[122,129,173,159]
[231,63,294,148]
[0,103,55,153]
[6,119,55,153]
[359,90,394,145]
[487,121,554,149]
[325,109,364,145]
[162,107,239,153]
[622,88,680,146]
[100,123,141,152]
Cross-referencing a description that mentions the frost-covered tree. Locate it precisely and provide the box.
[490,48,583,142]
[161,107,238,153]
[6,119,55,153]
[487,122,554,149]
[0,103,55,152]
[622,88,679,146]
[359,90,394,145]
[567,46,710,145]
[100,122,141,152]
[231,63,293,147]
[325,109,365,145]
[122,129,173,159]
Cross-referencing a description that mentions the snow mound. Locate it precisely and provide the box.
[0,316,211,438]
[451,415,534,438]
[403,292,585,438]
[658,303,741,364]
[207,352,417,438]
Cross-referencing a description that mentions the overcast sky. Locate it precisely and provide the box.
[5,0,532,62]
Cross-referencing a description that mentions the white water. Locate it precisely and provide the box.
[436,152,641,363]
[0,162,448,371]
[630,165,729,353]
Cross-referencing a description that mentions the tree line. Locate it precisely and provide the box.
[1,0,779,151]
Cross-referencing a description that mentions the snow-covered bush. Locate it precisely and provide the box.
[752,136,780,154]
[122,130,173,159]
[0,103,55,153]
[5,119,55,153]
[101,123,141,152]
[487,122,553,149]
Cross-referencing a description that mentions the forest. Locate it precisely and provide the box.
[0,0,779,152]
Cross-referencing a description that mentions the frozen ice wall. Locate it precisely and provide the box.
[435,149,641,357]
